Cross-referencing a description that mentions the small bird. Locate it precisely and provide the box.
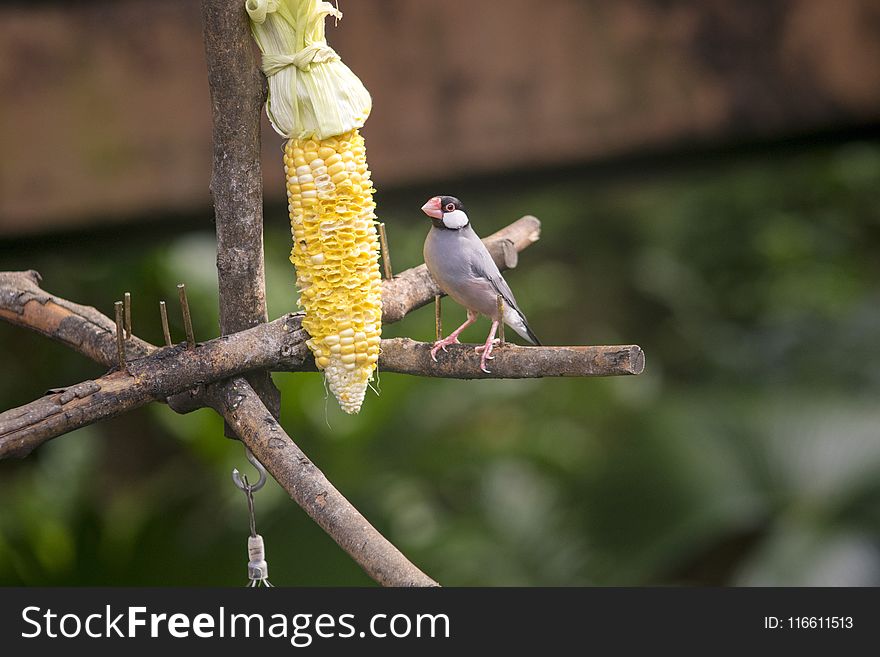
[421,195,540,373]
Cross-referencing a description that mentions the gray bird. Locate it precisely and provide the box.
[421,195,540,373]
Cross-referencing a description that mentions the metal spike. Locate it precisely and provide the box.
[177,284,195,349]
[114,301,126,370]
[123,292,132,339]
[159,301,172,347]
[378,222,393,280]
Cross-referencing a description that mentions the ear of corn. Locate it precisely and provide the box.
[247,0,381,414]
[285,130,381,413]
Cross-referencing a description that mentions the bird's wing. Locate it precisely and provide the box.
[466,236,521,311]
[466,236,541,345]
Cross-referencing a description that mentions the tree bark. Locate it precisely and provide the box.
[0,270,153,368]
[379,339,645,378]
[202,0,280,425]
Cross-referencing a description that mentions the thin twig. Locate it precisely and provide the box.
[114,301,126,370]
[123,292,132,339]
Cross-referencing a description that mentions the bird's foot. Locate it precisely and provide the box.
[474,338,500,355]
[430,335,461,362]
[476,339,500,373]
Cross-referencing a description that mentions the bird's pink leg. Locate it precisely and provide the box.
[475,320,500,373]
[431,310,478,362]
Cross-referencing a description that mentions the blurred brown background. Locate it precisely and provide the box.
[3,0,880,234]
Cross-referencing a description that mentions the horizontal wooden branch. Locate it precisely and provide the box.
[378,339,645,378]
[0,378,120,458]
[0,270,153,368]
[0,315,310,458]
[0,322,642,457]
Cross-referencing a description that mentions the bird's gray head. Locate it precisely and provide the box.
[421,195,469,230]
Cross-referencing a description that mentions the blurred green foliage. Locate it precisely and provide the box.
[1,141,879,585]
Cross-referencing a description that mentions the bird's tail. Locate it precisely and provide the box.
[504,306,541,345]
[521,322,541,346]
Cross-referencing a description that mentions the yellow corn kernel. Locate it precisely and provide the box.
[285,129,382,414]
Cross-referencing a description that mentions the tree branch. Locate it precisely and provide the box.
[0,322,642,458]
[0,378,115,459]
[0,270,153,368]
[202,0,280,423]
[0,315,308,459]
[378,339,645,378]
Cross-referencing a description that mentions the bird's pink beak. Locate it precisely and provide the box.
[421,197,443,220]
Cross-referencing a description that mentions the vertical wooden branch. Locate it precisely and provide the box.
[202,0,280,424]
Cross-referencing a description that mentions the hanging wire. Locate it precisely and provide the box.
[232,448,273,587]
[232,448,267,493]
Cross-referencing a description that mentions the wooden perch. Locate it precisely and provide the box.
[379,339,645,378]
[0,327,642,458]
[0,314,309,459]
[0,230,646,591]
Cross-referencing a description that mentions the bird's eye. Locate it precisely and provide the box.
[445,203,455,212]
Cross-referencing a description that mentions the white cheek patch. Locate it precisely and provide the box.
[442,209,469,229]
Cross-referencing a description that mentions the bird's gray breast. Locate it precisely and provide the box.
[424,226,501,318]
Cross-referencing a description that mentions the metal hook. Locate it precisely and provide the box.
[232,448,267,493]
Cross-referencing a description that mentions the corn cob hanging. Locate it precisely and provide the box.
[246,0,381,414]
